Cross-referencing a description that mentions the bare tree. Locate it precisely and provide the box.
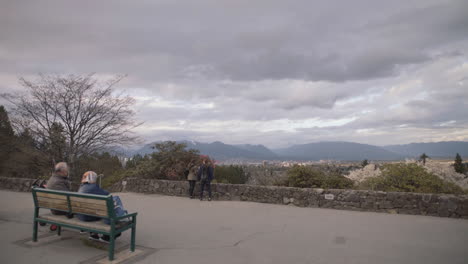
[2,74,141,180]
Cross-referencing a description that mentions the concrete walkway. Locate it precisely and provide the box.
[0,190,467,264]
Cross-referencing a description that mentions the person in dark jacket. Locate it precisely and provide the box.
[78,171,109,241]
[78,171,122,243]
[77,171,109,222]
[46,162,71,215]
[198,159,214,201]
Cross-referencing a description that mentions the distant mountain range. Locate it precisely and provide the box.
[274,141,403,161]
[383,141,468,158]
[133,140,279,161]
[128,140,468,161]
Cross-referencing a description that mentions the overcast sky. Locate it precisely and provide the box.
[1,0,467,148]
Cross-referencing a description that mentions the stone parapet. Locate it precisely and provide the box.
[109,178,468,219]
[1,177,467,219]
[0,177,38,192]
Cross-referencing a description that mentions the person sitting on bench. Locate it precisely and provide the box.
[46,162,72,216]
[77,171,123,243]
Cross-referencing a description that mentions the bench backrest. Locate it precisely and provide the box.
[32,188,115,219]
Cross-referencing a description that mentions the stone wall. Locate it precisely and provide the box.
[0,177,39,192]
[110,178,468,219]
[1,177,467,219]
[0,177,81,192]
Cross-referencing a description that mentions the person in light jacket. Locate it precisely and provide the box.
[186,160,199,199]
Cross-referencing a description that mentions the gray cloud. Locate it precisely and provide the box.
[1,0,467,147]
[2,0,467,82]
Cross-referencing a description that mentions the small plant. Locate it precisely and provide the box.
[453,153,466,174]
[361,159,369,168]
[419,153,429,165]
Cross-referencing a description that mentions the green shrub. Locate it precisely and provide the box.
[281,165,353,189]
[321,173,354,189]
[359,163,465,194]
[454,153,466,174]
[214,165,248,184]
[361,159,369,168]
[100,170,127,189]
[123,141,201,180]
[283,165,323,188]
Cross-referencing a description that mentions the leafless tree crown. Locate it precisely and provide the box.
[4,74,141,160]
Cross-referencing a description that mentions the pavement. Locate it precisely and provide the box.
[0,189,467,264]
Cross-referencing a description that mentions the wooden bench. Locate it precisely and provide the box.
[32,188,137,261]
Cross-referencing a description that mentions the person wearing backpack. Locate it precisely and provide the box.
[198,159,214,201]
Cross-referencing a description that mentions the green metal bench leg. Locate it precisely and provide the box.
[131,225,136,252]
[108,234,115,261]
[32,207,39,242]
[57,226,62,236]
[32,221,38,242]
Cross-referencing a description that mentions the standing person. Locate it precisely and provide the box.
[186,160,199,199]
[46,162,71,215]
[198,159,214,201]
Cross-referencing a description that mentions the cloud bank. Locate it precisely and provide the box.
[1,0,467,147]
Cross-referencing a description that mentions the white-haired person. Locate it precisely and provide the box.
[47,162,71,216]
[77,171,126,243]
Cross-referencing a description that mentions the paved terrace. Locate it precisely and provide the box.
[0,190,467,264]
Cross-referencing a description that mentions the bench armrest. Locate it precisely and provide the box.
[116,212,138,221]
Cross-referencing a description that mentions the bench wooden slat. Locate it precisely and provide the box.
[36,192,67,200]
[70,196,107,205]
[35,193,108,217]
[38,214,131,232]
[37,197,68,205]
[70,201,108,211]
[37,201,69,211]
[36,194,108,216]
[72,207,108,217]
